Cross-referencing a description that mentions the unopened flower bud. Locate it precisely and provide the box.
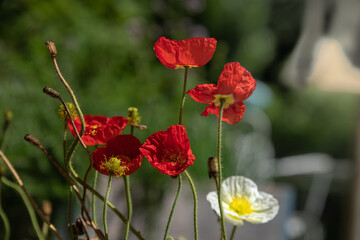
[43,87,60,99]
[208,157,219,179]
[126,107,141,126]
[24,134,41,147]
[3,110,13,131]
[45,40,57,57]
[42,200,52,217]
[4,110,13,122]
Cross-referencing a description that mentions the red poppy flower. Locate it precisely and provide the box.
[139,125,195,176]
[187,62,256,125]
[92,135,143,177]
[68,115,128,146]
[154,37,217,69]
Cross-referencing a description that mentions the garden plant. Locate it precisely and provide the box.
[0,36,279,240]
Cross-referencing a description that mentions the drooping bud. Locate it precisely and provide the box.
[208,157,219,179]
[126,107,141,126]
[45,41,57,57]
[43,87,60,99]
[24,134,41,147]
[58,102,77,122]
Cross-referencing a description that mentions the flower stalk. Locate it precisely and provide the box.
[163,174,182,240]
[230,226,237,240]
[217,99,227,240]
[179,66,189,125]
[184,170,198,240]
[0,180,10,240]
[103,174,113,240]
[0,150,62,240]
[123,175,132,240]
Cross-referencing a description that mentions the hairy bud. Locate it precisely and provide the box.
[45,40,57,57]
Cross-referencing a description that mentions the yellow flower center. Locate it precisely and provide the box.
[87,124,99,136]
[229,197,253,216]
[175,65,197,69]
[100,156,130,178]
[213,94,234,109]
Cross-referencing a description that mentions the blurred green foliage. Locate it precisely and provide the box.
[0,0,356,239]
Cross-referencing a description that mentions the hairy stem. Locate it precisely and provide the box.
[217,100,226,240]
[178,66,189,125]
[123,175,133,240]
[103,174,113,240]
[184,170,198,240]
[163,175,182,240]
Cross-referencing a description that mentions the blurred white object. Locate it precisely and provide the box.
[280,0,360,93]
[308,38,360,93]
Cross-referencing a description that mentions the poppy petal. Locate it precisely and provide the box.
[187,84,217,103]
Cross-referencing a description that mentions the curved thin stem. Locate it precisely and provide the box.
[123,175,133,240]
[184,170,198,240]
[0,150,62,239]
[230,226,237,240]
[92,170,98,226]
[217,100,227,240]
[103,174,113,240]
[163,175,182,240]
[178,66,189,125]
[0,180,10,240]
[1,177,44,240]
[78,176,144,239]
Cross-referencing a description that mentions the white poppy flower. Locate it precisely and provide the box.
[207,176,279,226]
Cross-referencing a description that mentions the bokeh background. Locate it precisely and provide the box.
[1,0,360,239]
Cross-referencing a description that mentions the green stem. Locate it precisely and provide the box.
[130,125,134,136]
[163,175,182,240]
[1,177,44,240]
[52,56,85,168]
[184,170,198,240]
[217,100,226,240]
[70,173,145,240]
[92,170,98,226]
[178,66,189,125]
[67,186,74,239]
[103,174,113,240]
[0,180,10,240]
[230,226,237,240]
[63,122,68,160]
[123,175,132,240]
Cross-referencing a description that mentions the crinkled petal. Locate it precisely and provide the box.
[102,116,128,144]
[154,37,217,69]
[200,102,246,125]
[140,125,195,176]
[68,115,108,146]
[222,102,246,125]
[187,84,217,103]
[217,63,256,96]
